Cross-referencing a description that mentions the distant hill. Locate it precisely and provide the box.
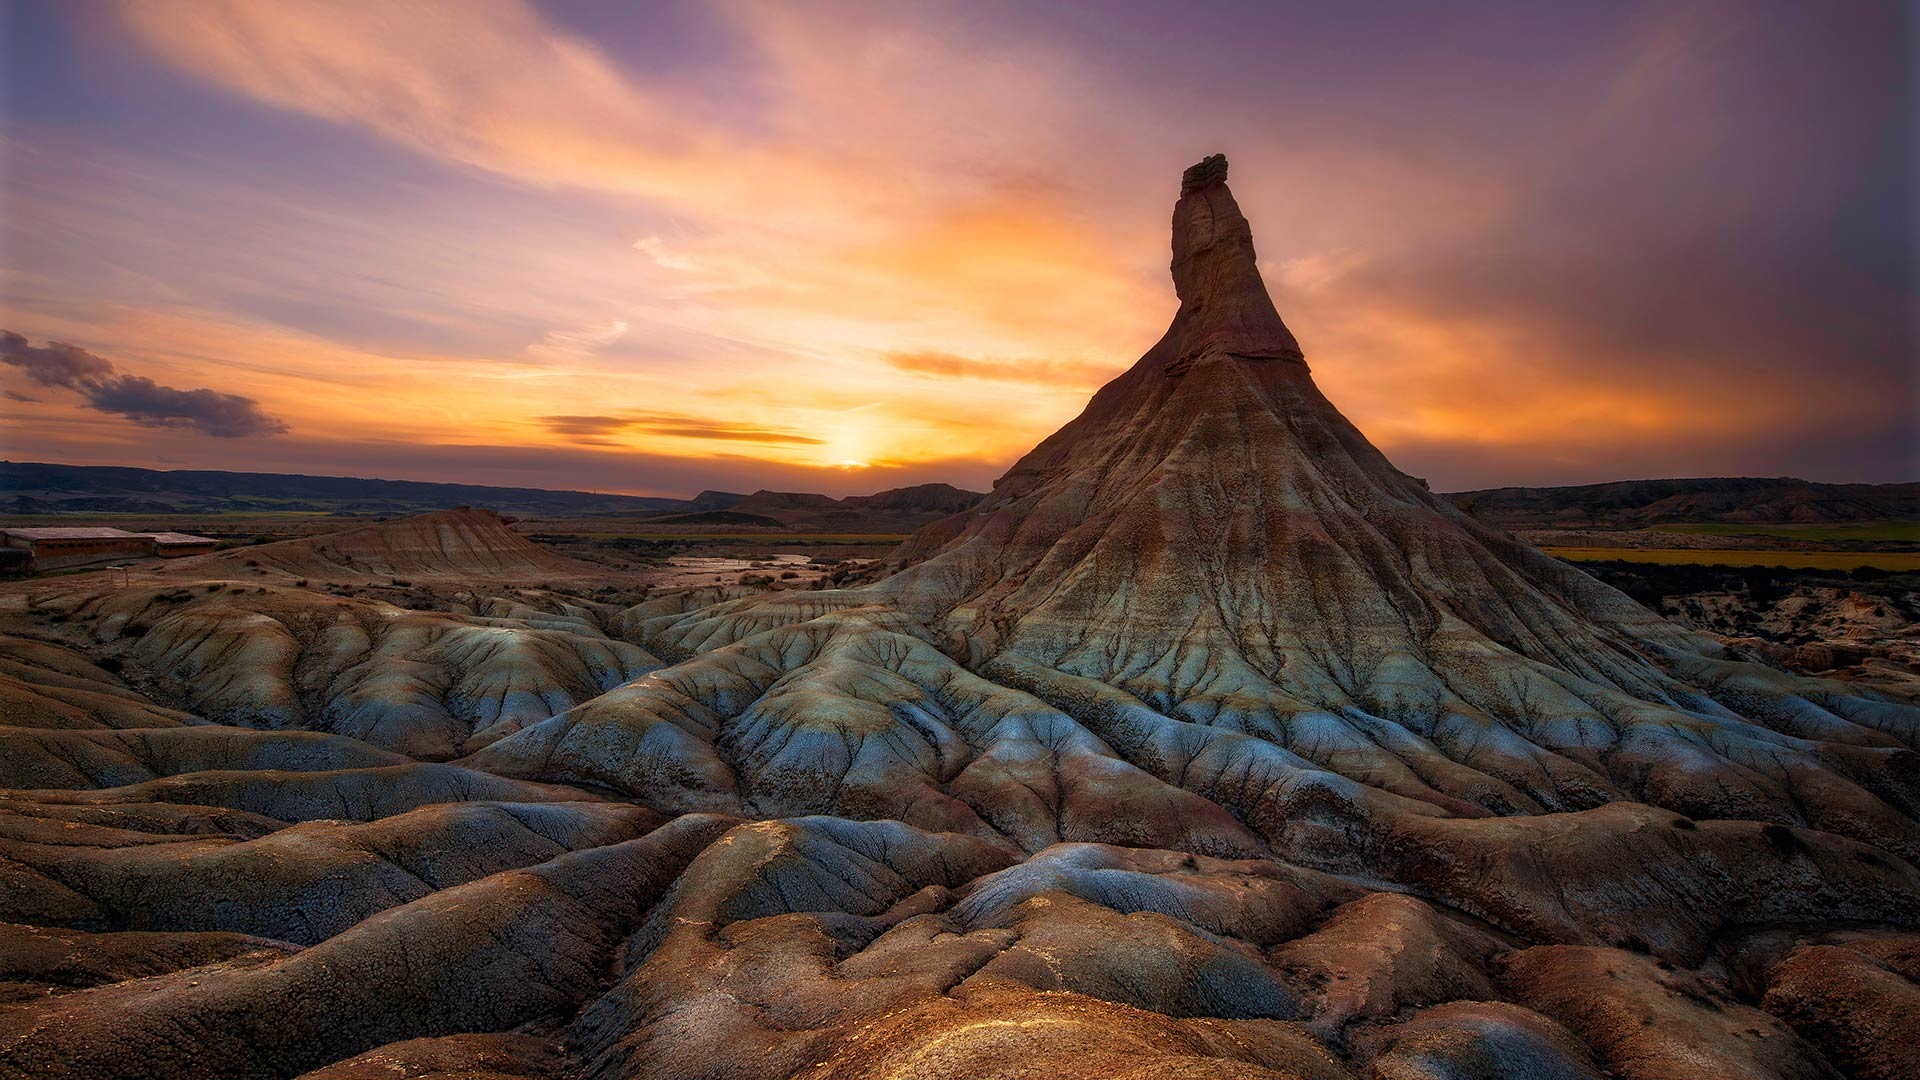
[0,461,686,517]
[848,483,985,516]
[731,489,843,513]
[719,483,985,531]
[640,510,787,527]
[0,462,987,530]
[1446,477,1918,528]
[689,490,748,511]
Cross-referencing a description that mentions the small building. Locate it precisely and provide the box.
[2,527,157,571]
[145,531,221,558]
[1,526,221,571]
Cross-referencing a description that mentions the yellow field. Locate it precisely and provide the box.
[1650,520,1920,544]
[1540,547,1920,571]
[530,531,912,544]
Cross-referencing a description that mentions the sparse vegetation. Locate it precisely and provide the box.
[1543,547,1920,571]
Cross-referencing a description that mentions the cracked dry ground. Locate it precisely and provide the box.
[4,157,1919,1079]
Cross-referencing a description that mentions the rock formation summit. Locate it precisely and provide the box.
[4,157,1918,1080]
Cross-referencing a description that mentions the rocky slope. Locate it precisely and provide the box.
[1587,563,1920,696]
[1,156,1916,1080]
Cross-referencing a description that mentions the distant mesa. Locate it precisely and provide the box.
[856,482,985,515]
[688,489,748,511]
[731,489,842,513]
[643,482,985,531]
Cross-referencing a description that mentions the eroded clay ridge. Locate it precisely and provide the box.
[2,157,1916,1080]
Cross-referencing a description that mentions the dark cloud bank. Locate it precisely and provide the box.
[1,331,288,438]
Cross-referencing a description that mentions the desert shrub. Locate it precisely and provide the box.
[1761,823,1807,855]
[1741,567,1785,606]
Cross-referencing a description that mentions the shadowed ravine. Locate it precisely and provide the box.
[2,157,1916,1080]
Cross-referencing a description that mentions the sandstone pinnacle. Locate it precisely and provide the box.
[1170,153,1306,367]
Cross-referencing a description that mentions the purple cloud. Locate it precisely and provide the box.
[1,331,288,438]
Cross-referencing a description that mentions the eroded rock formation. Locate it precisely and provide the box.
[2,157,1915,1080]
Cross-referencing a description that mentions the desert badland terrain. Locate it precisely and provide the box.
[1,158,1916,1080]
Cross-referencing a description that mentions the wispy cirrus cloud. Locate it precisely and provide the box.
[109,0,737,201]
[527,320,631,362]
[883,350,1122,388]
[104,0,1060,219]
[1,331,289,438]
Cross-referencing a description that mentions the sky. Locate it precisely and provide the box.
[0,0,1913,498]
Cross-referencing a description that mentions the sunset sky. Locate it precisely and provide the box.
[2,0,1913,497]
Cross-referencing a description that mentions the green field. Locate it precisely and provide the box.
[1542,546,1920,571]
[1649,520,1920,544]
